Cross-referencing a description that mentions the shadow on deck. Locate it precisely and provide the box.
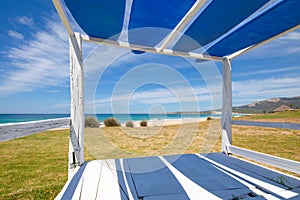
[56,153,300,200]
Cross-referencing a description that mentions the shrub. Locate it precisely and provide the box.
[207,116,212,121]
[140,120,147,127]
[85,116,100,128]
[104,118,121,127]
[125,121,134,128]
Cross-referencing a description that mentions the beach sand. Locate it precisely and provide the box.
[121,117,208,128]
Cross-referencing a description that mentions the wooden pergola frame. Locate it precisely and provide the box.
[51,0,300,177]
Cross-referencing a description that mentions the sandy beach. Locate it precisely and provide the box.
[129,117,207,127]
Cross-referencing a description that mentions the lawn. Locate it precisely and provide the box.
[0,129,94,199]
[0,111,299,199]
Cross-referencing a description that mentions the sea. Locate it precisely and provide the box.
[0,113,245,124]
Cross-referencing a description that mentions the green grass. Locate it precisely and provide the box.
[0,129,94,199]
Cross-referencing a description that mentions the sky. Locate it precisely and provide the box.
[0,0,299,114]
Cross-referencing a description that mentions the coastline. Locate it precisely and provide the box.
[120,117,208,128]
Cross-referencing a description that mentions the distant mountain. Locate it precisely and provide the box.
[233,97,300,113]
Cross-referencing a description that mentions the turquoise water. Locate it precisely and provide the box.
[0,114,70,124]
[0,113,245,124]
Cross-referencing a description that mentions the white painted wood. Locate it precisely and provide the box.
[221,58,232,154]
[0,118,70,142]
[159,156,222,199]
[81,34,223,61]
[158,0,207,51]
[52,0,74,36]
[96,160,123,200]
[69,32,85,175]
[80,161,103,199]
[228,145,300,175]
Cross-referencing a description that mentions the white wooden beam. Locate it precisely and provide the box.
[158,0,207,51]
[69,32,85,176]
[228,145,300,175]
[0,118,70,142]
[52,0,74,36]
[221,58,232,154]
[81,34,223,61]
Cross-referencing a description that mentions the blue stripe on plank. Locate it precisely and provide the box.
[232,120,300,130]
[126,156,188,198]
[115,159,132,200]
[61,163,87,200]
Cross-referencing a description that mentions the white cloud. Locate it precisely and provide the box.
[0,15,69,95]
[15,16,34,26]
[233,66,300,77]
[7,30,24,40]
[233,77,300,105]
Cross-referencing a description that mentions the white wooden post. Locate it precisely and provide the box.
[69,32,84,177]
[221,58,232,154]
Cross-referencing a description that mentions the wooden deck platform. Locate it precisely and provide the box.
[56,153,300,200]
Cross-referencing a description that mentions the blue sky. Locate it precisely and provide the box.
[0,1,299,114]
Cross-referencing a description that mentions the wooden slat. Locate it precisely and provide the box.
[79,161,103,199]
[232,120,300,130]
[0,118,70,142]
[52,0,74,36]
[96,159,127,200]
[81,34,223,61]
[69,32,85,173]
[221,58,232,153]
[228,145,300,175]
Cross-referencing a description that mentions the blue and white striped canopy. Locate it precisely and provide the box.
[58,0,300,59]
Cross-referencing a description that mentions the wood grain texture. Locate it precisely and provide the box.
[221,58,232,153]
[228,145,300,175]
[69,32,85,173]
[0,118,70,142]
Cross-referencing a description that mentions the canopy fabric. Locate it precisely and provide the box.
[63,0,300,59]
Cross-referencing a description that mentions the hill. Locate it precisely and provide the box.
[233,96,300,113]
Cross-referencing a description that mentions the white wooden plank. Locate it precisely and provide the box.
[69,32,85,173]
[81,34,223,61]
[221,58,232,153]
[52,0,74,36]
[0,118,70,142]
[96,159,124,200]
[80,161,103,199]
[158,0,207,51]
[228,145,300,175]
